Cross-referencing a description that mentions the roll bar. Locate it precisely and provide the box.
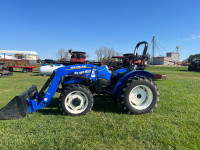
[133,41,148,61]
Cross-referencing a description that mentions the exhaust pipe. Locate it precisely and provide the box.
[0,85,38,120]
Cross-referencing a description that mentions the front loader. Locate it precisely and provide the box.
[0,41,159,120]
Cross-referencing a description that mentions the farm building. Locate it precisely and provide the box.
[153,52,179,65]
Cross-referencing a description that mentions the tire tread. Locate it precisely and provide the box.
[119,76,159,114]
[59,84,93,116]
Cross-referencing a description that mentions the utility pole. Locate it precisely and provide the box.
[176,46,179,61]
[152,36,155,58]
[152,36,155,65]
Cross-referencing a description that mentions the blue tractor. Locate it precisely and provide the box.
[0,41,159,119]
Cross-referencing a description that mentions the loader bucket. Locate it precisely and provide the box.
[0,85,38,120]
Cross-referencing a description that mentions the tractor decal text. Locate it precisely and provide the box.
[74,70,91,75]
[70,66,92,69]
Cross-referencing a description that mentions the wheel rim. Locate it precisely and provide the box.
[64,91,88,114]
[129,85,153,110]
[23,69,27,73]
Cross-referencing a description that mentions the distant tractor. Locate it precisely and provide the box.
[70,51,86,64]
[188,60,200,71]
[58,50,87,66]
[0,62,13,78]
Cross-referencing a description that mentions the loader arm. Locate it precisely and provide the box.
[28,64,97,113]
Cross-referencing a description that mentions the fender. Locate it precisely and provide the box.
[114,68,127,76]
[113,70,154,95]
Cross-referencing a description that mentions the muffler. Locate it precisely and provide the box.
[0,85,38,120]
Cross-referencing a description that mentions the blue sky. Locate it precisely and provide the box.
[0,0,200,60]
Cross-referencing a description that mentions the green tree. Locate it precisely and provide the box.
[188,54,200,62]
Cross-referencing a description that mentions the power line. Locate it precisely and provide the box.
[156,40,168,52]
[148,42,152,54]
[155,43,164,56]
[172,48,177,52]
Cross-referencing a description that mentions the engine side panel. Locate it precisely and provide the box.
[97,65,112,80]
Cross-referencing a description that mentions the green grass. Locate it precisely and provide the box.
[0,66,200,149]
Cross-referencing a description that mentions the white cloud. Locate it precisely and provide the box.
[191,34,200,40]
[185,34,200,40]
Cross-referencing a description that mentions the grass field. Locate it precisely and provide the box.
[0,66,200,149]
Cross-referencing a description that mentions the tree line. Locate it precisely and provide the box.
[57,47,121,62]
[57,48,71,61]
[95,47,121,62]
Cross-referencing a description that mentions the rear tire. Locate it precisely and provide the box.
[59,84,93,116]
[119,76,159,114]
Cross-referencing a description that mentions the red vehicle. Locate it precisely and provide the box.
[58,50,87,65]
[70,51,86,63]
[0,50,38,73]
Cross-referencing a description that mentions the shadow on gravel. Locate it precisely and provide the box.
[37,96,123,115]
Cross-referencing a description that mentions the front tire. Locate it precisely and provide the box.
[119,76,159,114]
[59,84,93,116]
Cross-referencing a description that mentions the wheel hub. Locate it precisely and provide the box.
[137,94,142,99]
[129,85,153,110]
[65,91,89,114]
[72,98,81,106]
[133,88,147,105]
